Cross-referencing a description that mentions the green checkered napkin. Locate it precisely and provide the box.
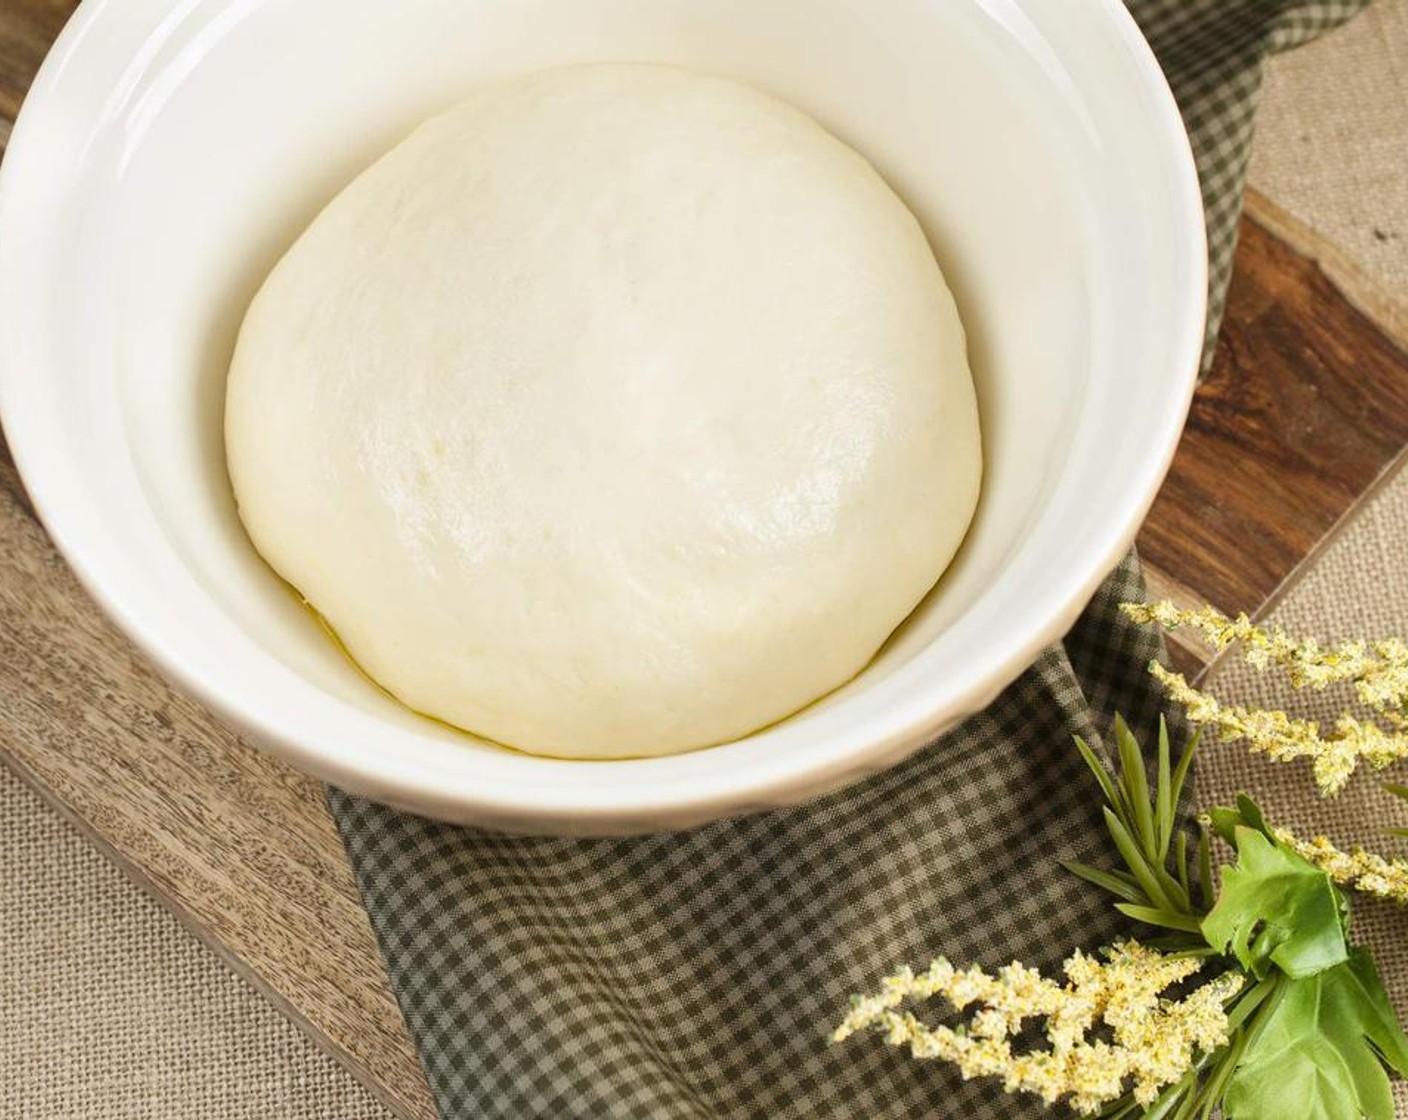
[329,4,1369,1116]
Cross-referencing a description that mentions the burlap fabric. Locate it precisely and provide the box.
[1199,467,1408,1117]
[0,763,390,1119]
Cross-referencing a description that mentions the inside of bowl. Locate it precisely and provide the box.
[111,0,1091,714]
[5,0,1199,820]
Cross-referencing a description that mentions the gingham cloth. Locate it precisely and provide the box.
[328,4,1370,1116]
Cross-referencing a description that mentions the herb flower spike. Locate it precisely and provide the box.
[1122,602,1408,794]
[1121,602,1408,712]
[1151,662,1406,795]
[1275,828,1408,907]
[833,942,1241,1115]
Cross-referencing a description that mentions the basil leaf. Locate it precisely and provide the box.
[1201,825,1348,979]
[1224,949,1408,1120]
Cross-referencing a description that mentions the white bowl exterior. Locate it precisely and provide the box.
[0,0,1204,833]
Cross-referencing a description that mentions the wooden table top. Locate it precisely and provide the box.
[4,5,1408,1117]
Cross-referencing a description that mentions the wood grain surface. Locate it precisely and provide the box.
[0,0,66,143]
[3,3,1408,1117]
[0,438,434,1120]
[1138,191,1408,674]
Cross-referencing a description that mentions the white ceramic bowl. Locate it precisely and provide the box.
[0,0,1204,834]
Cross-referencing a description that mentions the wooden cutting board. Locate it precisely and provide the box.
[4,4,1408,1116]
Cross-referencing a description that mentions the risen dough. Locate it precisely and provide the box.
[226,63,981,759]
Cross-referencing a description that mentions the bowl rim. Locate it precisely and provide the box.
[0,0,1207,832]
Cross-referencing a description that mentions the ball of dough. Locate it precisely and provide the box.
[226,63,981,759]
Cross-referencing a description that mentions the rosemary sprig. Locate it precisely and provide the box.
[1065,717,1208,944]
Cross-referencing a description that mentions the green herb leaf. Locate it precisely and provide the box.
[1156,717,1174,858]
[1225,974,1279,1032]
[1154,1076,1199,1120]
[1074,735,1124,816]
[1209,796,1275,845]
[1168,727,1201,843]
[1233,794,1273,837]
[1062,861,1144,904]
[1114,903,1204,933]
[1191,1029,1248,1119]
[1201,825,1348,979]
[1197,826,1215,911]
[1103,807,1177,912]
[1207,806,1243,847]
[1223,949,1408,1120]
[1115,715,1159,856]
[1175,829,1191,900]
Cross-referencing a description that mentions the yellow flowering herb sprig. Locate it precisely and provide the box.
[832,942,1243,1115]
[1275,829,1408,907]
[1121,602,1408,795]
[1121,602,1408,713]
[835,720,1408,1119]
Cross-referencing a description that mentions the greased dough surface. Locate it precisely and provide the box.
[225,64,981,759]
